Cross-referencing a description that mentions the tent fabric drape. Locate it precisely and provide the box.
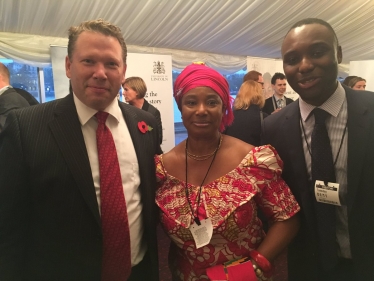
[1,0,372,73]
[0,31,350,75]
[0,32,247,74]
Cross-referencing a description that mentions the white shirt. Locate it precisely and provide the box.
[73,94,146,266]
[299,82,351,258]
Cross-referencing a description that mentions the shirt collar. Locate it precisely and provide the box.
[73,93,122,126]
[273,94,284,101]
[0,85,12,96]
[299,82,345,122]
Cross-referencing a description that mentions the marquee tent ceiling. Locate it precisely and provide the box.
[1,0,374,67]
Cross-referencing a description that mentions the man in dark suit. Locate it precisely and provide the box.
[262,18,374,281]
[262,72,293,115]
[13,87,39,106]
[0,19,161,281]
[243,70,264,89]
[0,63,30,132]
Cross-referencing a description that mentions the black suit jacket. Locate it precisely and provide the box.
[224,104,268,146]
[0,94,161,281]
[261,85,374,280]
[262,95,294,115]
[0,88,30,132]
[142,99,163,144]
[13,88,39,106]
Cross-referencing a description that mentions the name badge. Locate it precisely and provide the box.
[314,180,341,206]
[189,218,213,249]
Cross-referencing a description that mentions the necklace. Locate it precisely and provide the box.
[185,134,223,161]
[185,136,220,225]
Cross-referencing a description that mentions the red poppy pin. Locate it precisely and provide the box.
[138,121,153,133]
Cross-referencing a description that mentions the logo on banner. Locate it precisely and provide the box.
[251,61,260,72]
[151,61,169,82]
[153,61,165,74]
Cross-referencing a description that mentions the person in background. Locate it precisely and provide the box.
[123,76,163,144]
[342,75,357,87]
[262,72,293,115]
[155,63,300,281]
[224,80,268,146]
[13,87,39,106]
[0,63,30,132]
[243,70,264,89]
[262,18,374,281]
[347,76,366,90]
[0,19,161,281]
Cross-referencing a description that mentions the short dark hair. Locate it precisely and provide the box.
[67,19,127,64]
[243,70,262,82]
[287,18,339,46]
[271,72,286,85]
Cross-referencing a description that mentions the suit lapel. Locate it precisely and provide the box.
[119,102,144,163]
[281,102,316,229]
[283,103,306,181]
[346,88,371,213]
[48,94,101,226]
[119,102,150,197]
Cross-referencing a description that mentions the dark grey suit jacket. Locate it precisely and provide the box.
[142,99,163,145]
[0,94,161,281]
[261,85,374,280]
[0,88,30,132]
[262,95,294,115]
[224,104,268,146]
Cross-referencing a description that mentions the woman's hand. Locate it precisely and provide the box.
[255,214,300,262]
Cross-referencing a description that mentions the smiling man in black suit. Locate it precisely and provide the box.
[0,19,161,281]
[262,18,374,281]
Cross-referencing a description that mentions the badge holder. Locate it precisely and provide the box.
[314,180,341,206]
[189,217,213,249]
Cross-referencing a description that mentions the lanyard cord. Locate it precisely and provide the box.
[185,136,220,225]
[272,95,277,110]
[300,116,347,169]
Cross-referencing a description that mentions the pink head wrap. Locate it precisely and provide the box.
[173,63,233,132]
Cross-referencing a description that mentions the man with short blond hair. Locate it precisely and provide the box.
[0,19,161,281]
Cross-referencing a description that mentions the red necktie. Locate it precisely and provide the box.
[96,111,131,281]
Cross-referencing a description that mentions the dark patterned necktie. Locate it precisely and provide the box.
[311,108,338,270]
[277,99,284,109]
[96,111,131,281]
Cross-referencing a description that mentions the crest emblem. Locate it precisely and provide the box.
[153,61,165,74]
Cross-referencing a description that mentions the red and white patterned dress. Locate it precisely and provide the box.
[155,145,300,281]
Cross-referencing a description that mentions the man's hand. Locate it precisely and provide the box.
[271,108,282,114]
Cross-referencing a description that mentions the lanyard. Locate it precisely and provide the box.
[300,115,347,169]
[271,95,277,110]
[184,137,220,225]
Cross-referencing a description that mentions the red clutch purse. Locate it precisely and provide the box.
[206,257,257,281]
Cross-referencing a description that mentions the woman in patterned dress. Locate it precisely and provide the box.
[155,63,300,280]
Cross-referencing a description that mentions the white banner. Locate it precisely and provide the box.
[126,53,174,153]
[349,60,374,92]
[50,46,175,153]
[247,57,299,101]
[50,45,70,99]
